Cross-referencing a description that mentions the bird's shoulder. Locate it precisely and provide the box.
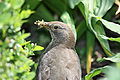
[41,44,80,66]
[42,44,76,59]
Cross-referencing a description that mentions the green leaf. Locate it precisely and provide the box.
[43,0,67,15]
[68,0,81,9]
[88,0,96,13]
[21,41,31,46]
[85,69,101,80]
[23,0,41,10]
[104,53,120,62]
[103,66,120,80]
[108,37,120,43]
[14,20,27,29]
[78,0,96,19]
[86,31,95,73]
[0,12,11,25]
[85,66,110,80]
[78,1,113,56]
[100,19,120,35]
[94,21,113,56]
[21,72,35,80]
[101,35,120,43]
[0,2,10,12]
[95,0,114,17]
[78,2,89,21]
[61,12,77,41]
[20,10,34,19]
[32,46,44,51]
[10,0,24,9]
[76,20,87,40]
[19,33,30,40]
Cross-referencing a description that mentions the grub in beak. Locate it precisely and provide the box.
[34,20,50,28]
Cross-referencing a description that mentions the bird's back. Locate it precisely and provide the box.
[37,44,81,80]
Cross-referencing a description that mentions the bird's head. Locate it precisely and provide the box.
[34,20,75,48]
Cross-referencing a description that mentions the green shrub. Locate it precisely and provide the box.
[0,0,43,80]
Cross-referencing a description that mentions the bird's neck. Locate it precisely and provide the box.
[44,38,75,53]
[45,40,58,52]
[44,30,76,53]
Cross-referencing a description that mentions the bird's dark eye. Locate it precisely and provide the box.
[54,26,59,29]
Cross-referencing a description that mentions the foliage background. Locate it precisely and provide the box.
[0,0,120,80]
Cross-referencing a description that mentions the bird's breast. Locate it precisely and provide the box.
[39,44,81,80]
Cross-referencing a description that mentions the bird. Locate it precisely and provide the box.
[34,20,81,80]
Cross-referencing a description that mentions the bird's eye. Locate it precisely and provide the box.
[54,26,59,29]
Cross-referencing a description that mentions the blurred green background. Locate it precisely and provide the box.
[0,0,120,80]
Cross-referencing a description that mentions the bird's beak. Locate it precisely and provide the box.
[34,20,51,29]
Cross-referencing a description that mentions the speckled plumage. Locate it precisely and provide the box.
[35,21,81,80]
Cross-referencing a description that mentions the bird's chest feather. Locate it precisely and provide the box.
[39,45,81,80]
[42,45,78,68]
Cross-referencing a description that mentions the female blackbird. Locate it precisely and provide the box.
[35,20,81,80]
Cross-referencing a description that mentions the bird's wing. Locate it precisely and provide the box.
[62,48,81,80]
[37,45,81,80]
[37,54,51,80]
